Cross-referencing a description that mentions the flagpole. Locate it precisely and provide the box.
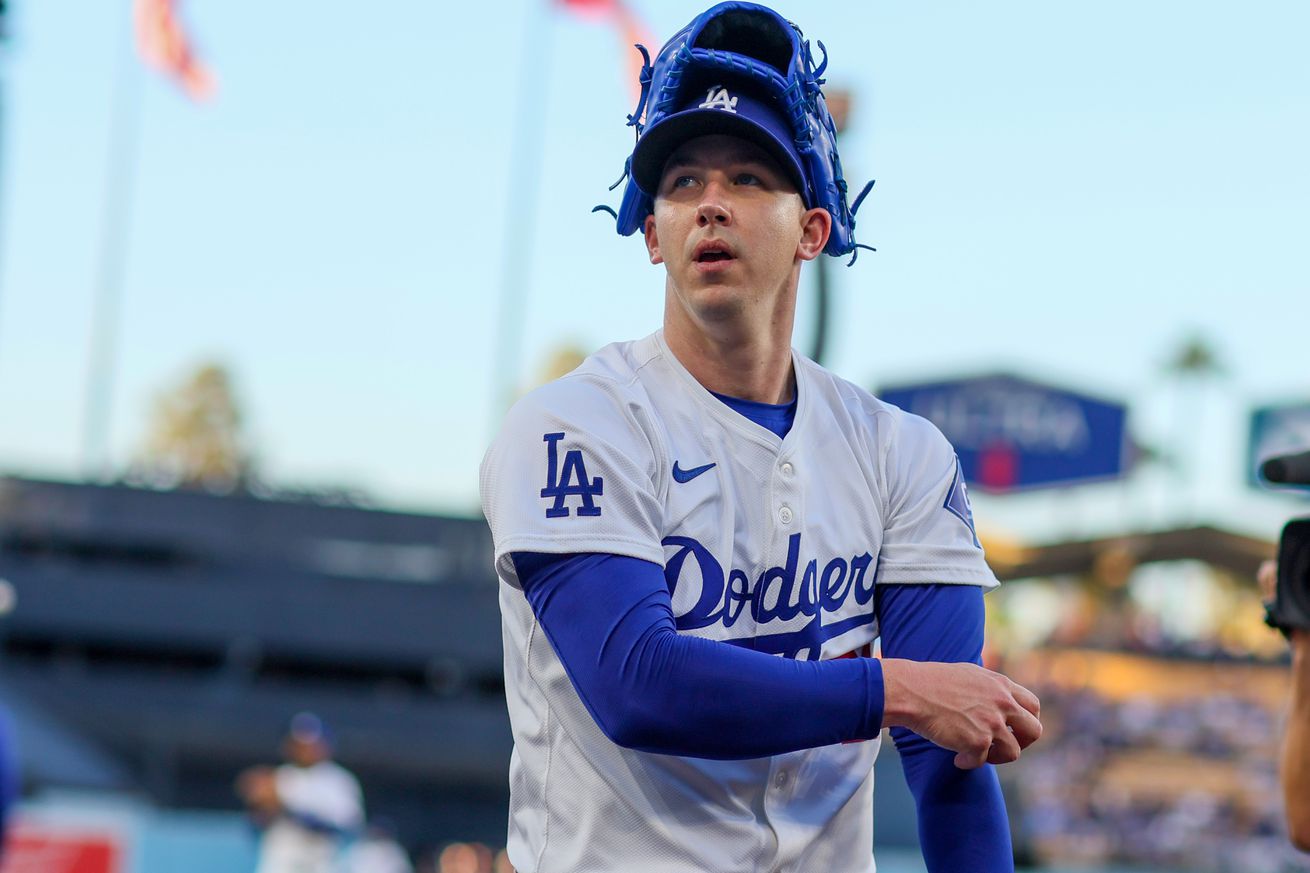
[81,25,143,480]
[487,0,556,435]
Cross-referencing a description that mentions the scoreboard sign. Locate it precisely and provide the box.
[1249,401,1310,488]
[877,374,1130,494]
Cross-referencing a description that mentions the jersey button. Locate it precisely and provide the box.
[780,462,794,477]
[774,771,789,789]
[778,506,793,525]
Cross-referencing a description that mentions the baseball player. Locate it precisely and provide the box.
[480,4,1041,871]
[236,712,364,873]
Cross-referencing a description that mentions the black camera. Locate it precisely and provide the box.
[1263,451,1310,635]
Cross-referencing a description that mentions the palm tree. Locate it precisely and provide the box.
[1162,333,1226,522]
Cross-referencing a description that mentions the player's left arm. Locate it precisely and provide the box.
[873,412,1023,871]
[878,582,1015,873]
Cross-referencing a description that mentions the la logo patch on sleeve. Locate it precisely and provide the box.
[943,458,981,549]
[540,432,603,518]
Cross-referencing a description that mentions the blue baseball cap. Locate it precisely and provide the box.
[288,711,332,746]
[630,82,809,203]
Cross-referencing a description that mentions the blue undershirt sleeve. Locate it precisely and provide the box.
[511,551,884,759]
[876,583,1014,873]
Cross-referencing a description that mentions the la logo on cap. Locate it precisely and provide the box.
[699,86,738,113]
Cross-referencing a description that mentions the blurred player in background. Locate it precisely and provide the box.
[0,704,16,859]
[236,712,364,873]
[1261,559,1310,850]
[480,3,1041,871]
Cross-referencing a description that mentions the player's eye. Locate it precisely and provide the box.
[735,172,762,186]
[671,174,698,189]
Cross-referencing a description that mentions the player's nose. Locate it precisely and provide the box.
[694,175,733,226]
[695,197,731,227]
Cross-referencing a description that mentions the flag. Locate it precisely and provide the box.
[557,0,620,20]
[134,0,216,101]
[557,0,655,106]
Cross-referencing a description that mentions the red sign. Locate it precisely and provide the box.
[1,824,124,873]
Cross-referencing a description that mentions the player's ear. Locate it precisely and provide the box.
[796,207,832,262]
[643,214,664,265]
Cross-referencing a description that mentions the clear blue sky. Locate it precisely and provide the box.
[0,0,1306,540]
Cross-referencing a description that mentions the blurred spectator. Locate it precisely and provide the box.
[1009,678,1310,872]
[416,843,510,873]
[436,842,493,873]
[341,818,413,873]
[237,712,364,873]
[0,704,16,859]
[1262,559,1310,852]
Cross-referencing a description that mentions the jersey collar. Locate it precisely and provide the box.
[649,329,811,452]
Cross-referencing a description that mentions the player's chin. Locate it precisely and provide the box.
[680,282,751,322]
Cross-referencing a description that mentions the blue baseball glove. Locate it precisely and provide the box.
[598,2,873,260]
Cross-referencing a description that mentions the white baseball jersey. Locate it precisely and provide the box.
[480,330,998,873]
[256,760,364,873]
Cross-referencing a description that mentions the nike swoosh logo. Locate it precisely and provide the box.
[672,461,716,483]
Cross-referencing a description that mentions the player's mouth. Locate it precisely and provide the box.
[692,240,737,272]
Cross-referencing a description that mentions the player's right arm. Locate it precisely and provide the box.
[513,550,1040,762]
[513,550,885,758]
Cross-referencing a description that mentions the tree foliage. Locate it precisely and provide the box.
[135,362,253,490]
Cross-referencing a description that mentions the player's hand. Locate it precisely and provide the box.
[880,659,1042,769]
[1260,559,1278,602]
[236,766,281,811]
